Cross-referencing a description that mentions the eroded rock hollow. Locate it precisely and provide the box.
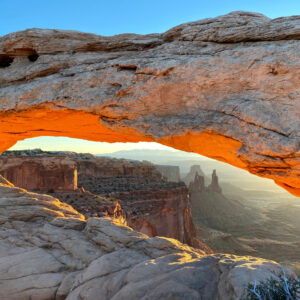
[0,11,299,195]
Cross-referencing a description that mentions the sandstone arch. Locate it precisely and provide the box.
[0,11,299,196]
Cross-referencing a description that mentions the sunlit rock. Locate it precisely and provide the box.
[0,11,299,196]
[0,176,295,299]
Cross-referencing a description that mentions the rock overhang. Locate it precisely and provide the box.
[0,11,299,196]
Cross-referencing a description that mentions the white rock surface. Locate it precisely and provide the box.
[0,176,295,299]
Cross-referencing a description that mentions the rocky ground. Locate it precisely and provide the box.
[48,188,125,221]
[0,150,204,249]
[0,175,295,300]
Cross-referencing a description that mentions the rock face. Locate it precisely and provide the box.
[109,185,209,250]
[0,11,299,196]
[49,189,126,222]
[0,150,202,248]
[155,165,181,182]
[76,155,162,179]
[189,172,206,193]
[0,150,77,191]
[70,154,204,248]
[208,170,222,194]
[0,176,295,300]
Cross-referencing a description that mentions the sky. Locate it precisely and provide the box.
[1,0,300,36]
[3,0,300,154]
[9,137,175,154]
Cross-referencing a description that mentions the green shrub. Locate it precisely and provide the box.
[243,272,300,300]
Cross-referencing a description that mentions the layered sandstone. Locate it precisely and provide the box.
[0,150,77,191]
[0,11,299,196]
[0,150,201,248]
[108,185,208,250]
[67,153,202,248]
[0,176,295,300]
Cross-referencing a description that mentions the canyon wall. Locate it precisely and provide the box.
[0,150,202,248]
[0,150,77,191]
[105,185,208,250]
[71,153,203,248]
[0,11,299,196]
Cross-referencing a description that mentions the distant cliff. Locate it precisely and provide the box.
[0,152,77,191]
[0,149,206,250]
[155,165,181,182]
[188,169,252,231]
[182,165,205,185]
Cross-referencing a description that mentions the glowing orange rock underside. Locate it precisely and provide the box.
[0,105,299,197]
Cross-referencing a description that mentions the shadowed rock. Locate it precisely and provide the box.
[208,170,222,194]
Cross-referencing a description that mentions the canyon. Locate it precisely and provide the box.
[187,167,300,276]
[0,149,205,249]
[0,10,299,299]
[0,11,299,196]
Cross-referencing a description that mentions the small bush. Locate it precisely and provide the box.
[243,272,300,300]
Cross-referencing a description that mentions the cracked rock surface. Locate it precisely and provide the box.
[0,176,295,299]
[0,11,299,196]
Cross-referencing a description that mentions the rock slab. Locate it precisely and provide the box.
[0,176,295,299]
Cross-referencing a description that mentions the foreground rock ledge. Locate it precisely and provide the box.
[0,11,299,196]
[0,176,294,300]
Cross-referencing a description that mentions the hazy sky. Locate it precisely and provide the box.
[3,1,299,153]
[10,137,175,154]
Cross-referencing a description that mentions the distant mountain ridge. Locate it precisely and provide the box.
[97,149,296,196]
[97,149,204,161]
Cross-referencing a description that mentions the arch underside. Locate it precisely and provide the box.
[0,12,299,196]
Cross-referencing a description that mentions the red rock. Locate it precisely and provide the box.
[0,154,77,191]
[0,11,299,196]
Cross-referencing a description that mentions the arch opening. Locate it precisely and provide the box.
[2,136,299,275]
[0,105,298,197]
